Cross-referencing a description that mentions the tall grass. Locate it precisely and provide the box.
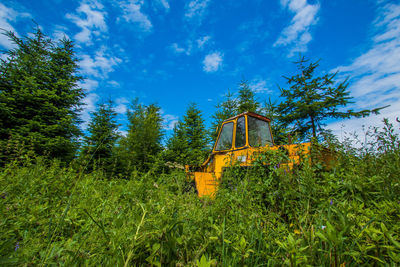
[1,119,399,266]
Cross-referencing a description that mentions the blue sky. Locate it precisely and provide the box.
[1,0,399,140]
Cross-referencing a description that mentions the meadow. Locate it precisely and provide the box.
[1,120,399,266]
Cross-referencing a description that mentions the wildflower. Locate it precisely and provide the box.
[15,242,19,251]
[0,192,7,199]
[321,225,326,230]
[294,229,301,235]
[330,199,333,205]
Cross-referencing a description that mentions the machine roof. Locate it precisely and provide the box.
[223,111,272,123]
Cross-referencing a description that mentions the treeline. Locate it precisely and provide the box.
[0,28,383,174]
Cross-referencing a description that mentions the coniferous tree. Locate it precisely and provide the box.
[261,98,288,145]
[166,103,208,166]
[119,99,163,172]
[210,90,237,142]
[237,80,259,114]
[81,100,120,172]
[165,121,187,165]
[0,28,84,163]
[209,81,261,144]
[277,56,385,141]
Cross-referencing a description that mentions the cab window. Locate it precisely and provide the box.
[235,116,246,148]
[215,122,234,151]
[248,116,273,147]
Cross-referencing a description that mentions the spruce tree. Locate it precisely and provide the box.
[166,103,208,166]
[210,90,237,141]
[0,28,84,163]
[81,100,120,172]
[261,98,288,145]
[277,56,385,141]
[165,121,187,165]
[237,80,259,114]
[120,99,163,172]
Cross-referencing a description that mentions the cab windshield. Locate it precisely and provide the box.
[215,122,233,151]
[248,116,273,147]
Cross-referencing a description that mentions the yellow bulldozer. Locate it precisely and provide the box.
[185,111,332,198]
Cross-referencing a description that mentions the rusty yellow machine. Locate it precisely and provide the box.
[185,111,315,197]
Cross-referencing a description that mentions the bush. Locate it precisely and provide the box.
[0,119,399,265]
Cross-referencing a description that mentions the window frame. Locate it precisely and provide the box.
[247,115,273,147]
[235,116,246,149]
[214,121,234,152]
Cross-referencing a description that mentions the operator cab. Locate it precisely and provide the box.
[213,111,274,152]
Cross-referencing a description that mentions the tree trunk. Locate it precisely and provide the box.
[310,116,316,140]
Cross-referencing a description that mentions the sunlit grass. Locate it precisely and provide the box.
[1,120,399,266]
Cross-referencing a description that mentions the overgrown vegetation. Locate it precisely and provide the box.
[1,119,399,266]
[1,28,399,266]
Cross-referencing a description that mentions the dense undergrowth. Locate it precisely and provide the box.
[1,120,399,266]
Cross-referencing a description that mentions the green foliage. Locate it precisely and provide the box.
[165,103,209,166]
[277,56,385,141]
[261,98,289,145]
[117,98,164,173]
[81,100,120,174]
[0,119,399,266]
[0,28,85,164]
[237,80,259,114]
[210,90,237,142]
[210,80,260,143]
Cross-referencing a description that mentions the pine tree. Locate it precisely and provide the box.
[237,80,259,114]
[0,28,84,163]
[277,56,385,141]
[81,100,120,172]
[120,99,164,172]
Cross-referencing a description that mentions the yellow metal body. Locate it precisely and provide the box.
[186,112,312,197]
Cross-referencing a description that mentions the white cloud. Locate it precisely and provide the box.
[274,0,320,56]
[79,46,122,78]
[196,35,211,49]
[203,51,223,72]
[169,36,211,56]
[169,42,192,55]
[327,3,400,138]
[119,0,152,32]
[80,92,99,129]
[114,97,129,114]
[107,80,121,88]
[185,0,211,24]
[78,78,99,92]
[66,0,107,44]
[52,27,70,41]
[249,78,271,93]
[0,3,31,49]
[163,114,179,130]
[157,0,170,11]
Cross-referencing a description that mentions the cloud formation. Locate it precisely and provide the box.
[119,0,152,32]
[79,46,122,79]
[114,97,129,114]
[274,0,320,56]
[0,3,31,49]
[157,0,170,11]
[249,78,271,93]
[185,0,211,25]
[203,51,223,72]
[328,3,400,137]
[163,114,179,130]
[81,92,100,129]
[66,0,107,44]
